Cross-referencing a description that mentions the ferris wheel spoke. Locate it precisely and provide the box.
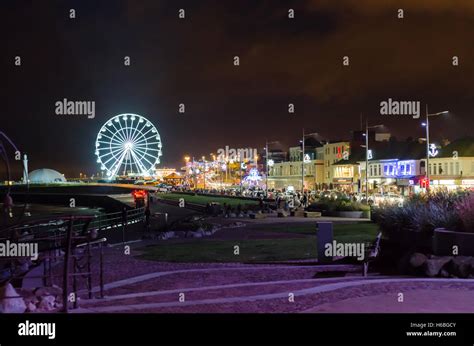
[135,141,161,148]
[115,118,130,142]
[131,133,150,146]
[129,126,146,144]
[108,122,127,143]
[133,127,156,144]
[137,148,161,158]
[109,150,128,177]
[101,148,125,168]
[100,146,124,160]
[97,139,123,147]
[98,131,123,143]
[133,147,158,167]
[125,118,133,142]
[97,144,125,152]
[130,150,149,174]
[128,116,138,142]
[127,116,138,142]
[110,147,126,161]
[99,127,122,144]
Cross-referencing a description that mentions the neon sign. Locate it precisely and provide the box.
[429,143,439,157]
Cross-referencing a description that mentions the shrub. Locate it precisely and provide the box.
[456,193,474,232]
[307,198,369,212]
[372,191,472,234]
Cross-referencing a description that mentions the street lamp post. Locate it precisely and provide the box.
[202,156,206,190]
[266,141,269,197]
[365,120,384,204]
[192,156,196,189]
[239,154,243,195]
[265,140,278,198]
[423,106,449,192]
[300,131,319,193]
[184,156,190,187]
[301,129,305,192]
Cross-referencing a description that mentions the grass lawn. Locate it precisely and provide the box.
[157,192,259,207]
[251,222,379,239]
[139,238,316,263]
[138,222,379,263]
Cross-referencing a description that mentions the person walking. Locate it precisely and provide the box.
[144,207,151,230]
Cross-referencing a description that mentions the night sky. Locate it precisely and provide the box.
[2,0,473,178]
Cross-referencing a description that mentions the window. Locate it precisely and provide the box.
[449,162,453,175]
[444,163,448,175]
[455,162,460,175]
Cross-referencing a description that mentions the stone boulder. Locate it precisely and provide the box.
[34,285,62,298]
[26,302,37,313]
[409,253,428,269]
[38,295,56,311]
[424,256,452,277]
[0,283,26,313]
[448,256,474,278]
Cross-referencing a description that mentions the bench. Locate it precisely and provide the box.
[304,211,322,218]
[290,209,305,217]
[362,232,382,277]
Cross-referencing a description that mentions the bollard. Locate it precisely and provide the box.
[317,222,334,263]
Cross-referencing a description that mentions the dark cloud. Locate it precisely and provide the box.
[1,0,473,177]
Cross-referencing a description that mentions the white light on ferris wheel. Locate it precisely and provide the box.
[94,113,163,178]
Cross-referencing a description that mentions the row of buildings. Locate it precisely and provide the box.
[266,133,474,195]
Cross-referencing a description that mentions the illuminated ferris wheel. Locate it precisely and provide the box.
[95,113,163,177]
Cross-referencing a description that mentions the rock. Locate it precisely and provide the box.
[0,283,26,313]
[173,231,186,238]
[249,213,266,219]
[448,256,473,278]
[424,256,452,277]
[34,285,62,298]
[26,302,37,312]
[38,295,56,311]
[229,213,237,218]
[440,269,450,278]
[191,232,203,238]
[157,231,176,240]
[397,252,413,274]
[409,253,428,269]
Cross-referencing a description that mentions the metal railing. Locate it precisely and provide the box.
[0,207,146,312]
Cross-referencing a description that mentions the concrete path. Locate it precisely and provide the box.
[73,263,474,313]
